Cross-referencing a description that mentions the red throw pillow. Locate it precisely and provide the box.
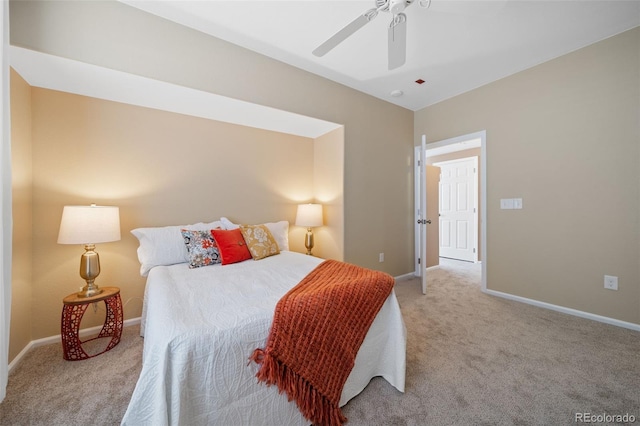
[211,228,252,265]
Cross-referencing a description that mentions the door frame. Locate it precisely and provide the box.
[418,130,487,291]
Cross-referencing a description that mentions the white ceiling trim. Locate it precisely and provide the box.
[9,46,341,139]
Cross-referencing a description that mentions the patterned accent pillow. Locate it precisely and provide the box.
[180,229,221,268]
[239,224,280,260]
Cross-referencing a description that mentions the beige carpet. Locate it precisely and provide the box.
[1,259,638,425]
[343,260,639,425]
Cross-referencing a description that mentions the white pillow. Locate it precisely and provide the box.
[220,216,239,230]
[264,221,290,252]
[131,220,223,276]
[220,217,289,251]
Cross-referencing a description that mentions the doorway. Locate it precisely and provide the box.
[418,131,487,291]
[433,156,478,263]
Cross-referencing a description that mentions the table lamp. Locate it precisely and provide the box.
[57,204,121,298]
[295,203,323,255]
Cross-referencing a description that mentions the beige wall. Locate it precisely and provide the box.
[26,87,323,339]
[9,0,415,275]
[9,0,415,346]
[11,0,636,352]
[7,0,414,351]
[415,27,640,324]
[313,127,344,261]
[10,69,32,361]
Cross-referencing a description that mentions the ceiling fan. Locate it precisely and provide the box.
[312,0,431,70]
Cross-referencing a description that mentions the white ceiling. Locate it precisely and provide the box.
[121,0,640,111]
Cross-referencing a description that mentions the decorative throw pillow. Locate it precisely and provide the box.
[211,228,253,265]
[181,229,221,269]
[221,217,290,251]
[239,224,280,260]
[131,220,224,276]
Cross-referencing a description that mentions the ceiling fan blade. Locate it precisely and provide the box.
[388,13,407,70]
[313,9,378,57]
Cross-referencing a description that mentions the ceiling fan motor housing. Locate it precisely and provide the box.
[389,0,407,14]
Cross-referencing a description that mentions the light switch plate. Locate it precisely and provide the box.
[513,198,523,209]
[500,198,514,209]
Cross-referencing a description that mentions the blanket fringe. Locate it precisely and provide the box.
[251,349,347,426]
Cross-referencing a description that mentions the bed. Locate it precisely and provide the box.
[121,220,406,425]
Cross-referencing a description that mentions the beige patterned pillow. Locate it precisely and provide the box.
[239,225,280,260]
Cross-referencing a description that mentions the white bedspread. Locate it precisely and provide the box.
[121,251,406,426]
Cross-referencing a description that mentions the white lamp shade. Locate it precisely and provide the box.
[295,204,323,227]
[57,205,121,245]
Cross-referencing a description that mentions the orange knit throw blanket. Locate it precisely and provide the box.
[250,260,395,426]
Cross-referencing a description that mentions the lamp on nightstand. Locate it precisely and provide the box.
[295,203,323,256]
[57,204,121,298]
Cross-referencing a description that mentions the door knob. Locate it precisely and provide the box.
[417,219,432,225]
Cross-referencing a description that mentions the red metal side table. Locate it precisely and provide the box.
[61,286,123,360]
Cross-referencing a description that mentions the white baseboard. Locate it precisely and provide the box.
[8,317,142,373]
[396,266,440,283]
[394,272,417,281]
[483,289,640,332]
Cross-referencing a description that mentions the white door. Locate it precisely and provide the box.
[435,157,478,262]
[414,136,428,294]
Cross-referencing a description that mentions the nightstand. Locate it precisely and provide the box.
[61,286,123,360]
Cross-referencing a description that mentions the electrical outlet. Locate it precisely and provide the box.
[379,253,384,263]
[604,275,618,290]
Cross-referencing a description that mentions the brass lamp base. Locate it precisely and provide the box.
[305,227,314,256]
[77,244,104,298]
[77,283,104,298]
